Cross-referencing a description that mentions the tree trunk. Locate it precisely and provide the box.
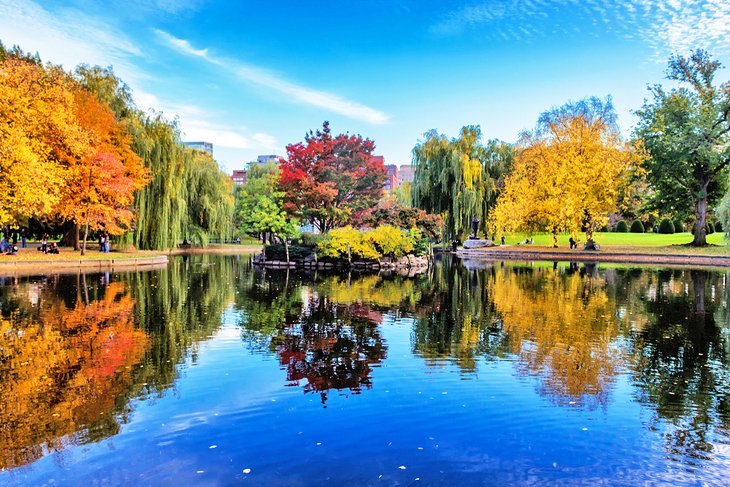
[692,193,709,246]
[284,237,290,264]
[261,232,267,262]
[552,230,559,248]
[81,199,90,256]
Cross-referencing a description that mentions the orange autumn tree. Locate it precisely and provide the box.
[60,87,149,253]
[0,57,87,224]
[0,282,149,469]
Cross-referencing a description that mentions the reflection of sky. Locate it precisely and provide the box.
[8,303,730,486]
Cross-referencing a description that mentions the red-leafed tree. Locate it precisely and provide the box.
[279,122,387,232]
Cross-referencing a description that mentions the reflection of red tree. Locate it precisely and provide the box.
[273,302,386,404]
[0,282,149,469]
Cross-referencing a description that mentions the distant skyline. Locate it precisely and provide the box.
[2,0,730,172]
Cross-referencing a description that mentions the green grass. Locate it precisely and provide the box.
[499,231,729,254]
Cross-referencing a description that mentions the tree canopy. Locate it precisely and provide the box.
[412,126,513,240]
[279,122,386,232]
[635,50,730,246]
[491,97,638,245]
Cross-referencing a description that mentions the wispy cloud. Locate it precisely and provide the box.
[0,0,144,84]
[135,91,280,152]
[431,0,730,59]
[154,29,391,125]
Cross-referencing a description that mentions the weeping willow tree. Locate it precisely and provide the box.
[412,126,513,241]
[75,65,234,250]
[183,150,234,246]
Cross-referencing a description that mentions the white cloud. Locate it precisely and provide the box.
[154,29,391,125]
[430,0,730,59]
[0,0,145,85]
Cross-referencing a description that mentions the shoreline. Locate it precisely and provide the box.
[456,247,730,267]
[0,245,261,276]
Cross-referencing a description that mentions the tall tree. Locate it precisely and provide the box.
[63,87,149,253]
[491,97,637,246]
[236,162,300,262]
[0,57,85,224]
[412,127,513,240]
[279,122,386,232]
[635,50,730,246]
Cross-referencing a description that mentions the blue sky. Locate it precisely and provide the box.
[2,0,730,172]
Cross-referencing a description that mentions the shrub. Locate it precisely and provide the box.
[630,220,645,233]
[715,221,723,233]
[408,227,430,256]
[318,226,380,260]
[300,232,325,247]
[658,218,675,234]
[264,244,312,261]
[707,222,715,234]
[673,220,684,233]
[614,220,629,232]
[367,224,414,258]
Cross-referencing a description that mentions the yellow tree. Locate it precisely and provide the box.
[491,97,639,246]
[0,58,87,224]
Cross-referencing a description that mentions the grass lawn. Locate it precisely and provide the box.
[499,231,729,255]
[1,247,164,261]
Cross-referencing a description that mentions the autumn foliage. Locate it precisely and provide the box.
[279,122,387,232]
[0,282,148,469]
[0,53,149,238]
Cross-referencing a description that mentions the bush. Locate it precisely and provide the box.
[707,222,715,234]
[715,221,723,233]
[299,232,325,247]
[658,218,675,234]
[367,225,414,258]
[318,226,380,260]
[630,220,645,233]
[673,220,684,233]
[408,227,430,256]
[264,244,312,261]
[614,220,629,232]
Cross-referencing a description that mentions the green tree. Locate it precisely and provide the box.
[412,127,512,240]
[635,50,730,246]
[236,162,300,262]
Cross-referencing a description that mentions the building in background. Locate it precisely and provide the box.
[231,169,247,186]
[398,164,413,186]
[184,141,213,155]
[384,163,398,191]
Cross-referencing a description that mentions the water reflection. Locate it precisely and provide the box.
[0,255,236,469]
[234,270,415,404]
[0,277,147,469]
[1,255,729,479]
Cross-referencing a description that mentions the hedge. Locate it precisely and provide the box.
[630,220,645,233]
[658,218,675,234]
[614,220,628,232]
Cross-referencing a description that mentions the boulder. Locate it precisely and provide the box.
[462,239,494,249]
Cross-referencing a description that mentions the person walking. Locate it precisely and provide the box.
[20,228,26,248]
[104,232,110,253]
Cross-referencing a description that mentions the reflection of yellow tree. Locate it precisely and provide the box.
[491,268,622,404]
[0,282,148,469]
[315,274,421,309]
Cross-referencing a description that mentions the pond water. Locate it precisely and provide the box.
[1,255,729,486]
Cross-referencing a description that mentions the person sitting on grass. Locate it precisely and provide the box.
[5,245,18,256]
[47,242,60,254]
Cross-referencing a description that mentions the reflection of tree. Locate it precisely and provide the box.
[123,254,236,391]
[274,296,386,404]
[623,269,730,461]
[489,266,622,406]
[235,269,391,403]
[0,282,148,469]
[412,257,507,373]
